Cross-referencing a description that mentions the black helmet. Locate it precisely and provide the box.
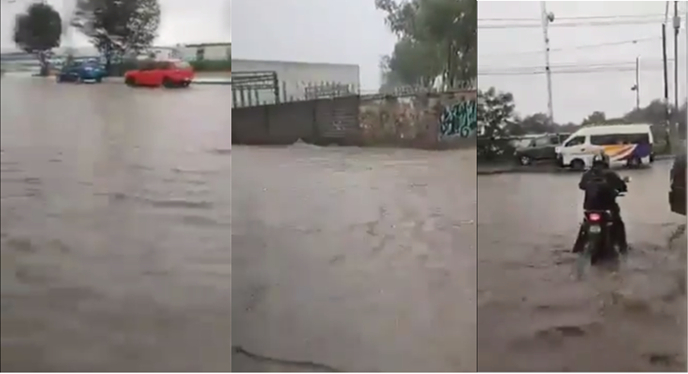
[592,151,610,168]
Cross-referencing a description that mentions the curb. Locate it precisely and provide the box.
[478,156,676,176]
[103,77,230,85]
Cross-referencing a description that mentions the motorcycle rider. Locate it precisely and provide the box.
[572,151,629,254]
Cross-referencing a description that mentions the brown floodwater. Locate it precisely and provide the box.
[478,162,687,371]
[1,77,232,371]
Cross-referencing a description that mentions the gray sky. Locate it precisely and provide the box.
[1,0,230,51]
[479,1,687,124]
[232,0,397,93]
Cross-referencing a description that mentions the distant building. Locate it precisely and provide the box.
[232,59,359,105]
[1,42,231,69]
[176,42,232,61]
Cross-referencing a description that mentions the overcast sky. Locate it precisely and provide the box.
[479,1,687,124]
[232,0,396,93]
[1,0,230,51]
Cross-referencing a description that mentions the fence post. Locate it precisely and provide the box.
[272,73,280,104]
[282,81,287,104]
[239,86,246,107]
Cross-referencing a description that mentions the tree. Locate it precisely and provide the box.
[581,111,606,126]
[13,3,62,76]
[375,0,476,90]
[71,0,160,73]
[379,37,442,90]
[478,87,515,138]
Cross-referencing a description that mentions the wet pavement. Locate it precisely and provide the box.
[0,77,232,371]
[478,161,687,372]
[231,145,477,372]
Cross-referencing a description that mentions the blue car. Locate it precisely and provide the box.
[57,61,105,83]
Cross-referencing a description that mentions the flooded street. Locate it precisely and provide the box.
[0,78,232,371]
[231,145,476,372]
[478,162,687,371]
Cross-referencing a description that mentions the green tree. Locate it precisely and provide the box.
[375,0,476,90]
[13,3,62,76]
[71,0,160,74]
[379,37,442,90]
[581,111,607,126]
[478,87,515,138]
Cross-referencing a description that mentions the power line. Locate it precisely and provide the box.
[479,66,666,76]
[480,58,683,72]
[479,19,665,29]
[478,14,667,22]
[479,37,662,59]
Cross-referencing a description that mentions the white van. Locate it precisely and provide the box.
[555,124,654,170]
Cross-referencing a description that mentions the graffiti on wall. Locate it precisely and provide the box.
[439,100,477,138]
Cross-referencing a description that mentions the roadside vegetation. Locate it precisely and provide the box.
[70,0,161,74]
[10,0,230,76]
[12,2,62,76]
[375,0,476,91]
[478,86,687,163]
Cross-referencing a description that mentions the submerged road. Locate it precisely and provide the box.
[232,145,477,372]
[478,161,687,371]
[0,77,232,371]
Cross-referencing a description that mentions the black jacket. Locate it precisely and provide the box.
[579,167,627,211]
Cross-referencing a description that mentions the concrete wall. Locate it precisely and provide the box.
[232,89,478,149]
[359,90,477,148]
[231,59,360,105]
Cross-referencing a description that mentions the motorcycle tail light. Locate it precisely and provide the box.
[588,213,601,222]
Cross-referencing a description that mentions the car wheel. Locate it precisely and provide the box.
[571,159,585,171]
[519,155,532,166]
[162,77,175,88]
[125,77,136,87]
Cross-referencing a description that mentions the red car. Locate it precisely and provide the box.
[124,59,194,88]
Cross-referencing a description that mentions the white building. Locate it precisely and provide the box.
[1,42,231,69]
[176,43,232,61]
[232,59,360,105]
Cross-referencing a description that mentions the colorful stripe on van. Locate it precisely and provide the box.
[601,143,652,161]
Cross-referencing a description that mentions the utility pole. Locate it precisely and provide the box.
[673,1,680,111]
[662,3,671,153]
[540,2,554,125]
[633,56,640,110]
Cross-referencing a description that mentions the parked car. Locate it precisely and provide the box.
[56,60,105,83]
[669,149,686,216]
[124,59,194,88]
[513,133,568,165]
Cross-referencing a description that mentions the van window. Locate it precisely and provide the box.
[590,134,619,145]
[590,132,649,145]
[624,133,650,144]
[564,136,585,147]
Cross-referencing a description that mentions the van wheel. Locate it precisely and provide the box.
[571,159,585,171]
[627,157,641,168]
[125,77,136,87]
[162,77,175,88]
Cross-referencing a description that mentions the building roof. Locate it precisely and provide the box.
[184,42,231,48]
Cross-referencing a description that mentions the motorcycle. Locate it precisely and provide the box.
[576,176,630,277]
